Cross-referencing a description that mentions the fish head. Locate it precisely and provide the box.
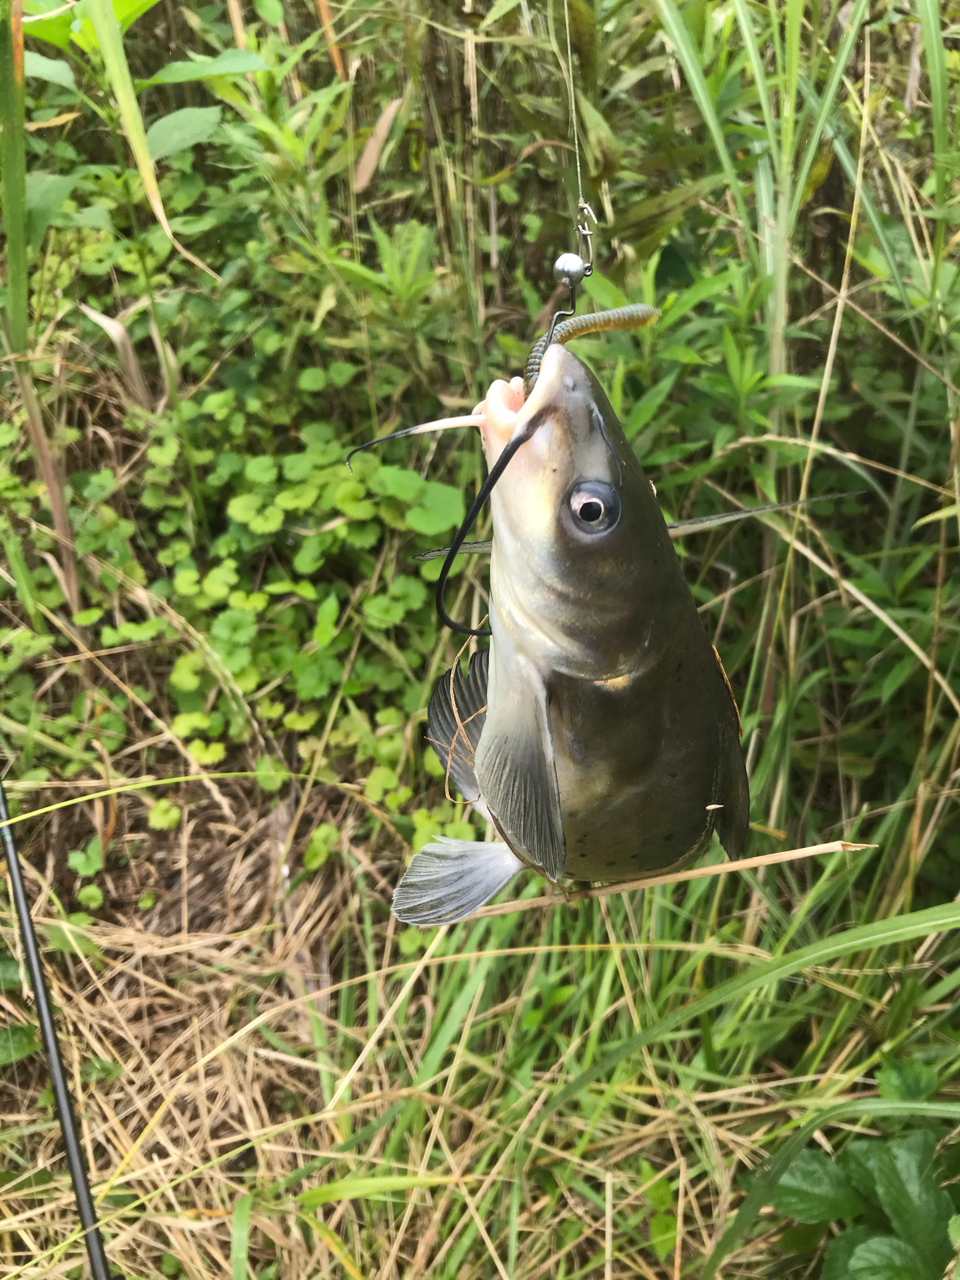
[478,344,672,677]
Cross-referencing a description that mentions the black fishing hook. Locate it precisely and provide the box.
[0,781,112,1280]
[435,411,546,637]
[543,290,577,352]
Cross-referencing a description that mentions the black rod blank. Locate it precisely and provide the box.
[0,780,111,1280]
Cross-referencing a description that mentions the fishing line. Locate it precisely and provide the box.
[561,0,583,210]
[0,780,111,1280]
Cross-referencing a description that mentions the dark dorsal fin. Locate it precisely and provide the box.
[426,648,489,804]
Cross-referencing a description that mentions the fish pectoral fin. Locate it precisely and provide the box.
[392,837,525,925]
[427,648,489,804]
[475,667,566,882]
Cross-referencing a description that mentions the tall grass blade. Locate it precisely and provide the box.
[916,0,947,215]
[0,0,28,351]
[0,0,80,611]
[731,0,778,167]
[788,0,869,230]
[85,0,218,280]
[230,1192,253,1280]
[781,0,802,169]
[547,900,960,1115]
[651,0,760,275]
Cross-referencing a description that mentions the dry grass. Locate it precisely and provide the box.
[0,849,864,1279]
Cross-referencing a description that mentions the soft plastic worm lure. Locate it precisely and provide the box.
[523,303,659,394]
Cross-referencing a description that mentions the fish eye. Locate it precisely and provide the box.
[566,481,620,535]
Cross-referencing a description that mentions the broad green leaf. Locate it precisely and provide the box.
[245,455,278,485]
[581,272,630,312]
[305,823,339,870]
[770,1149,862,1224]
[253,0,284,22]
[23,49,75,87]
[639,1160,672,1212]
[47,913,99,956]
[660,345,709,364]
[275,483,319,511]
[25,171,80,246]
[21,0,76,49]
[63,0,163,56]
[871,1132,954,1274]
[187,739,226,765]
[0,1024,39,1067]
[298,367,327,392]
[77,884,103,909]
[656,270,735,329]
[67,836,103,878]
[369,466,425,503]
[313,594,340,648]
[577,92,619,171]
[389,575,426,612]
[227,493,264,524]
[848,1236,928,1280]
[624,370,679,439]
[704,1101,960,1280]
[146,106,221,162]
[255,755,290,794]
[406,482,465,536]
[363,595,406,627]
[821,1227,877,1280]
[148,799,182,830]
[365,765,398,803]
[648,1212,677,1262]
[142,48,266,87]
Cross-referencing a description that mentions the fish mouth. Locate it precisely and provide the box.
[478,344,582,468]
[477,375,526,466]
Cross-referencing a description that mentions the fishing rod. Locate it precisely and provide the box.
[0,779,112,1279]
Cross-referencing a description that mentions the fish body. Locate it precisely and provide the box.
[393,345,748,925]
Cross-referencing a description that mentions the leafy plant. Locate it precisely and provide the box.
[767,1124,959,1279]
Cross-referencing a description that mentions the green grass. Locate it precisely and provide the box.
[1,0,959,1276]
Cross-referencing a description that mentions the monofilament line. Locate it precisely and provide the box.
[561,0,583,208]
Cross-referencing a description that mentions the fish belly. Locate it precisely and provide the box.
[550,637,735,881]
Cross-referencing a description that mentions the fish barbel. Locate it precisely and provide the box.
[393,344,749,925]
